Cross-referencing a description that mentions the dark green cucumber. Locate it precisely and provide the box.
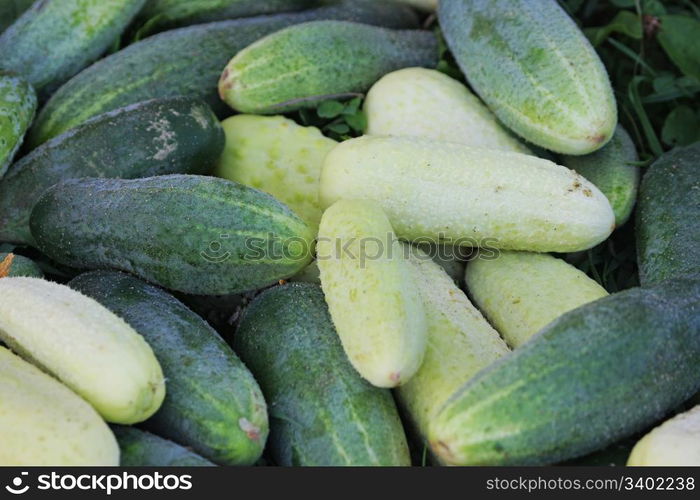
[0,0,34,34]
[234,283,411,466]
[429,277,700,465]
[70,271,268,465]
[31,175,315,295]
[0,97,224,246]
[0,72,35,177]
[636,142,700,286]
[112,426,216,467]
[28,0,420,146]
[0,0,145,96]
[0,252,43,278]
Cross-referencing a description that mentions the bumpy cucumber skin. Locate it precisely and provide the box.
[429,277,700,465]
[215,114,336,233]
[0,252,43,278]
[0,0,145,96]
[0,347,119,466]
[0,277,165,424]
[438,0,616,155]
[0,0,35,33]
[317,200,427,388]
[71,271,268,466]
[235,283,411,466]
[113,426,215,467]
[0,72,36,177]
[636,143,700,286]
[320,136,615,253]
[365,68,530,154]
[28,1,420,146]
[30,175,315,295]
[562,126,639,227]
[0,97,224,246]
[627,405,700,466]
[219,21,438,114]
[465,252,608,348]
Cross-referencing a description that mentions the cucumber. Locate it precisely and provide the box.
[365,68,530,154]
[396,244,509,443]
[28,0,420,146]
[0,0,146,96]
[391,0,437,10]
[113,426,215,467]
[317,200,427,388]
[0,0,34,34]
[0,72,36,177]
[0,346,119,466]
[320,136,615,253]
[215,114,337,233]
[70,270,268,466]
[0,277,165,424]
[465,251,608,348]
[562,126,639,227]
[290,260,322,284]
[30,175,315,295]
[219,21,438,114]
[438,0,617,155]
[0,252,43,278]
[636,142,700,286]
[627,405,700,466]
[429,276,700,465]
[234,283,411,465]
[0,97,224,246]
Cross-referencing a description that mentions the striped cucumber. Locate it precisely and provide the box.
[28,0,420,146]
[219,20,438,114]
[0,253,43,278]
[627,405,700,466]
[30,175,315,295]
[215,114,337,233]
[465,252,608,348]
[429,277,700,465]
[438,0,617,155]
[234,283,411,465]
[320,136,615,252]
[0,346,119,466]
[562,126,639,227]
[0,97,224,246]
[0,0,146,96]
[0,72,36,177]
[113,426,215,467]
[317,200,427,388]
[71,271,268,466]
[365,67,530,154]
[0,277,165,424]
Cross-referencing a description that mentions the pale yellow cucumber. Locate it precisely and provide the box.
[0,346,119,466]
[317,199,427,387]
[320,136,615,252]
[214,114,336,232]
[0,277,165,424]
[396,244,509,440]
[365,67,530,154]
[465,251,608,347]
[628,405,700,466]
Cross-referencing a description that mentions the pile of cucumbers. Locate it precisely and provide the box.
[0,0,698,467]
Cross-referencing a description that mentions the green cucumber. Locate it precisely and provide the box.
[215,114,337,233]
[0,0,146,96]
[562,126,639,227]
[0,0,34,34]
[28,0,420,146]
[627,405,700,466]
[320,136,615,253]
[0,252,43,278]
[429,276,700,465]
[234,283,411,466]
[392,0,437,10]
[636,142,700,286]
[70,270,268,466]
[113,426,215,467]
[365,67,530,154]
[219,20,438,114]
[0,72,36,177]
[465,251,608,348]
[30,175,315,295]
[317,200,427,388]
[0,97,224,246]
[438,0,616,155]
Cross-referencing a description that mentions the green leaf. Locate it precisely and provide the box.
[342,97,362,116]
[642,0,667,16]
[610,0,636,7]
[586,11,642,46]
[345,112,367,133]
[326,123,350,135]
[317,100,345,119]
[657,15,700,81]
[661,105,700,146]
[628,76,663,157]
